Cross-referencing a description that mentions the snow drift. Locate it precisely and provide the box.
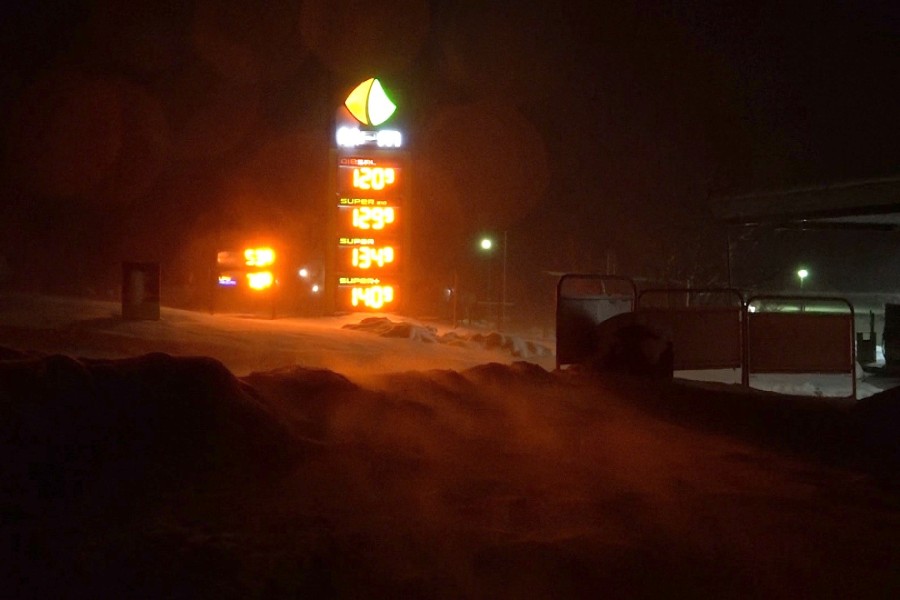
[3,348,899,598]
[342,316,553,360]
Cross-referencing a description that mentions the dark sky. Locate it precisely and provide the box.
[1,0,898,308]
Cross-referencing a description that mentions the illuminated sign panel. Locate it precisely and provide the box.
[334,200,403,308]
[244,247,275,268]
[336,127,402,149]
[345,78,396,126]
[247,271,275,290]
[337,157,403,197]
[336,205,399,231]
[216,247,277,291]
[335,78,402,149]
[338,238,400,273]
[352,166,395,191]
[337,277,396,310]
[330,77,408,312]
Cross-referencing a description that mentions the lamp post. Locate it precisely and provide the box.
[479,237,494,325]
[500,230,508,332]
[797,268,809,313]
[479,234,508,330]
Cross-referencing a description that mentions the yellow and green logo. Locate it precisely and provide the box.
[344,78,397,127]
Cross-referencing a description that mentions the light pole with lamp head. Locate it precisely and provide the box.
[479,234,508,331]
[797,268,809,312]
[479,237,494,325]
[500,230,507,332]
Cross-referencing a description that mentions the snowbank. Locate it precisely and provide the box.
[3,349,899,598]
[342,316,554,360]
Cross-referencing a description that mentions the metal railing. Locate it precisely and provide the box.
[555,275,859,399]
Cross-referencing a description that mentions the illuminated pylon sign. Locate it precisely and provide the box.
[216,247,276,291]
[336,78,402,149]
[329,77,410,312]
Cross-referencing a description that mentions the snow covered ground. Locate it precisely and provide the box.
[2,292,899,598]
[0,292,555,377]
[2,291,891,400]
[677,367,885,402]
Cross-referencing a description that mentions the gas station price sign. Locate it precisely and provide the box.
[336,204,399,231]
[329,77,409,312]
[338,236,400,273]
[334,195,403,309]
[337,157,403,197]
[337,276,395,310]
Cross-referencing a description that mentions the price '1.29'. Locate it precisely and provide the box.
[352,206,395,230]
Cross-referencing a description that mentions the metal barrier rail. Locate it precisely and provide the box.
[744,295,856,399]
[636,288,745,371]
[555,274,637,369]
[554,275,859,399]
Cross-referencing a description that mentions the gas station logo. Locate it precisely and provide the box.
[336,78,402,149]
[344,78,396,126]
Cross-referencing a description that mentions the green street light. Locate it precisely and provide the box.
[797,268,809,289]
[480,238,493,251]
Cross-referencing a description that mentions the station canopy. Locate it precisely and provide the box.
[713,176,900,231]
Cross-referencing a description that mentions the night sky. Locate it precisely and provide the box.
[1,0,898,313]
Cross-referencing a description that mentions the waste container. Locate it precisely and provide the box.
[884,303,900,365]
[122,262,160,320]
[856,310,877,365]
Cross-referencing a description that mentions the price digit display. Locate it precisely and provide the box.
[338,162,401,196]
[352,206,395,230]
[351,285,394,309]
[352,246,395,269]
[332,129,407,311]
[352,167,396,191]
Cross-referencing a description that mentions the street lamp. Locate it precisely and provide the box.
[500,230,507,331]
[797,268,809,313]
[478,233,508,331]
[479,237,495,325]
